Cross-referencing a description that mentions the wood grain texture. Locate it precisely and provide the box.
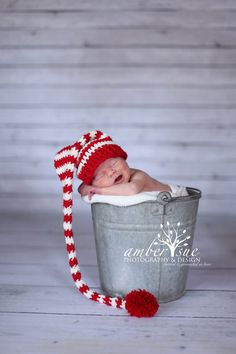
[1,28,236,47]
[1,0,236,11]
[0,5,235,352]
[1,314,235,354]
[0,213,236,354]
[1,67,236,84]
[0,1,235,214]
[1,285,236,318]
[1,87,236,105]
[1,48,236,66]
[0,11,236,29]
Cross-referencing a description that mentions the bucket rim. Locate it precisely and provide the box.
[185,186,202,199]
[90,186,202,209]
[161,186,201,204]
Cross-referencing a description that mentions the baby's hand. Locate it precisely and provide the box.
[78,182,88,196]
[78,183,102,200]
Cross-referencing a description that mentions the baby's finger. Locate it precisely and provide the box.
[88,191,93,200]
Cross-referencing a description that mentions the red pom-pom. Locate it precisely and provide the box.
[125,289,159,318]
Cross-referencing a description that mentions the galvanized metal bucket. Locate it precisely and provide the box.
[91,187,201,303]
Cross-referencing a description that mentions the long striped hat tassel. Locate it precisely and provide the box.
[54,130,159,317]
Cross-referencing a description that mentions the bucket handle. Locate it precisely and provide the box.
[156,191,173,205]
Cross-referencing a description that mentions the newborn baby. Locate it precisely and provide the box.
[78,156,171,200]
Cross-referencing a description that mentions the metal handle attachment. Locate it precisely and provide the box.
[156,191,173,205]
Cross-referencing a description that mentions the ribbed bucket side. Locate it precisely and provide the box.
[91,187,201,302]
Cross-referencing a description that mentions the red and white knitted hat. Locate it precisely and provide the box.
[54,130,159,317]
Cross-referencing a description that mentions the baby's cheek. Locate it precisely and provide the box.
[92,179,104,187]
[99,178,114,187]
[99,180,111,187]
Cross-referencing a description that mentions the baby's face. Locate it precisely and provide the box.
[91,157,131,187]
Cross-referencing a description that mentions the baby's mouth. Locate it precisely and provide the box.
[114,174,123,183]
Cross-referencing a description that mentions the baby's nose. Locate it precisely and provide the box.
[108,168,116,177]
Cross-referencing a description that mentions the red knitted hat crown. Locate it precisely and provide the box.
[54,130,159,317]
[76,130,128,185]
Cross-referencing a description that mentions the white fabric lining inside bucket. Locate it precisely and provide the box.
[82,184,189,207]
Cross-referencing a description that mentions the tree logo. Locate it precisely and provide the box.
[156,221,191,257]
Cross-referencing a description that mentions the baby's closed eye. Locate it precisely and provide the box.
[93,172,105,181]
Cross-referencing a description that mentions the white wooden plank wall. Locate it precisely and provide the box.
[0,0,236,214]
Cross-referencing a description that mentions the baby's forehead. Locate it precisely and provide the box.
[94,157,119,173]
[98,157,117,168]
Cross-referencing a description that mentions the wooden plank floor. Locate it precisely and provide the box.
[0,211,236,354]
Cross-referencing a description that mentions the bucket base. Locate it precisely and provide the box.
[101,286,187,303]
[157,289,187,303]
